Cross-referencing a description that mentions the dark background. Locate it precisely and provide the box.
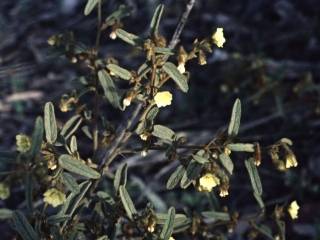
[0,0,319,239]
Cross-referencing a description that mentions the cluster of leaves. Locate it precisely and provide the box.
[0,1,299,239]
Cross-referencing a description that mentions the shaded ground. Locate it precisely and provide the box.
[0,0,320,239]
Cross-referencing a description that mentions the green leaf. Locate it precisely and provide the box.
[12,211,39,240]
[0,208,13,219]
[114,163,128,192]
[245,158,263,196]
[84,0,100,16]
[119,185,137,220]
[106,64,132,81]
[58,154,100,179]
[70,136,77,153]
[59,181,92,227]
[60,115,82,140]
[155,47,174,56]
[44,102,57,144]
[160,207,175,240]
[105,5,131,24]
[115,29,143,46]
[47,215,70,225]
[150,4,164,35]
[228,98,241,137]
[62,172,80,193]
[163,62,188,92]
[25,173,33,213]
[152,125,175,141]
[218,153,234,175]
[227,143,254,152]
[192,154,210,164]
[29,117,43,159]
[201,211,230,221]
[166,165,185,190]
[180,161,202,189]
[98,70,121,109]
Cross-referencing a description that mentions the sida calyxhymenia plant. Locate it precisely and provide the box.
[0,1,300,239]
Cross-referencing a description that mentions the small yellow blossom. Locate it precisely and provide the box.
[0,183,10,200]
[139,133,149,141]
[219,188,229,197]
[43,188,66,207]
[123,96,132,108]
[16,134,31,153]
[198,173,220,192]
[212,28,226,48]
[285,153,298,169]
[154,91,173,108]
[169,237,175,240]
[224,147,231,156]
[177,62,186,74]
[141,150,148,157]
[288,200,299,219]
[109,31,117,40]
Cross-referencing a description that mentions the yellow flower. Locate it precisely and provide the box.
[123,96,132,108]
[43,188,66,207]
[198,173,220,192]
[288,200,299,219]
[109,31,117,40]
[177,62,186,74]
[219,188,229,198]
[16,134,31,153]
[285,153,298,168]
[154,91,173,108]
[169,237,175,240]
[212,28,226,48]
[139,133,149,141]
[0,183,10,200]
[224,147,231,156]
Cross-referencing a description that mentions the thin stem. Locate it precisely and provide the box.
[95,0,102,51]
[168,0,196,49]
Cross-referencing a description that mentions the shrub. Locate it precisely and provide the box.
[0,1,299,239]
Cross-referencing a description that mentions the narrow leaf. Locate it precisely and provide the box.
[115,29,143,46]
[166,165,185,190]
[84,0,100,16]
[227,143,254,152]
[29,117,43,159]
[152,125,175,141]
[12,211,39,240]
[60,115,82,140]
[163,62,188,92]
[98,70,121,109]
[62,172,80,193]
[114,163,128,192]
[201,211,230,221]
[0,208,13,219]
[245,158,263,196]
[150,4,164,35]
[44,102,57,144]
[180,161,202,189]
[219,153,234,175]
[228,98,241,137]
[160,207,175,240]
[106,64,132,80]
[119,185,137,220]
[59,154,100,179]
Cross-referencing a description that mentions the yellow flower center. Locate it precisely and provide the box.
[154,91,173,108]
